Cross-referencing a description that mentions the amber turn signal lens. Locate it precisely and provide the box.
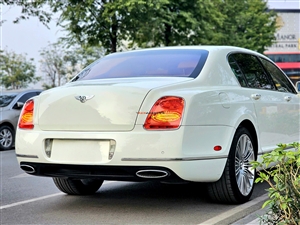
[19,99,34,129]
[143,96,184,130]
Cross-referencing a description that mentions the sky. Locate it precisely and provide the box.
[0,0,299,66]
[1,4,63,61]
[1,4,64,88]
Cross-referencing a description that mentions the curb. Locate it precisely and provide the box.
[199,193,268,225]
[230,207,269,225]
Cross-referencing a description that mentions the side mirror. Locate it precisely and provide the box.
[296,81,300,92]
[13,102,24,110]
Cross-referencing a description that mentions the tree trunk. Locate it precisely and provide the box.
[164,23,172,46]
[110,14,118,53]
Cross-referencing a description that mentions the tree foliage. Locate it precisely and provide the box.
[2,0,278,54]
[213,0,278,53]
[0,50,40,89]
[39,42,104,89]
[1,0,51,26]
[46,0,135,53]
[124,0,224,48]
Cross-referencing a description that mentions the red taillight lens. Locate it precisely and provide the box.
[143,96,184,130]
[18,99,34,129]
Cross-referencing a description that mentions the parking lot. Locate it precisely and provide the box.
[1,149,270,225]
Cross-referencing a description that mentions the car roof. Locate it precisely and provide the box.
[112,45,258,53]
[108,45,264,59]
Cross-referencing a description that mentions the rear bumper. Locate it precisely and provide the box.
[19,162,181,181]
[16,125,234,182]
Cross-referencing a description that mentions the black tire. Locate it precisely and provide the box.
[207,127,256,204]
[53,178,104,195]
[0,125,14,150]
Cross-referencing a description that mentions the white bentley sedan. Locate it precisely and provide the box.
[15,46,300,204]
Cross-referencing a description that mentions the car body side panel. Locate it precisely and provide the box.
[0,109,20,130]
[248,89,300,153]
[136,86,260,152]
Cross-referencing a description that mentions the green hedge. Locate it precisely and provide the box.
[252,142,300,225]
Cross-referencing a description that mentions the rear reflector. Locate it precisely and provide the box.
[214,146,222,151]
[143,96,184,130]
[19,99,34,129]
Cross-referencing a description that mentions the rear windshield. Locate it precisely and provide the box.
[0,94,17,107]
[74,49,208,81]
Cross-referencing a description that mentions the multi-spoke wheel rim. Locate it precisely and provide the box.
[0,128,13,148]
[235,134,255,196]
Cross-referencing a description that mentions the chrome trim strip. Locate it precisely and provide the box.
[122,155,228,161]
[16,154,39,159]
[258,145,295,155]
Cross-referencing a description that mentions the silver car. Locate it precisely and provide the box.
[0,89,42,150]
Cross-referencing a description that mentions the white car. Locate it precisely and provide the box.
[15,46,300,204]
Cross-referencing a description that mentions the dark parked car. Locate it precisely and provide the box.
[0,89,42,150]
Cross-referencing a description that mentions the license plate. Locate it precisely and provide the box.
[50,139,110,163]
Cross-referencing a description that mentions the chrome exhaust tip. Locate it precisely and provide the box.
[20,165,36,174]
[136,170,169,179]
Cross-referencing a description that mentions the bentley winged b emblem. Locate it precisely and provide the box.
[75,95,95,103]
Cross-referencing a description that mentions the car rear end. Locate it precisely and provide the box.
[15,47,229,183]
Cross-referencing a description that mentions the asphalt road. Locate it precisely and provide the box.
[1,149,270,225]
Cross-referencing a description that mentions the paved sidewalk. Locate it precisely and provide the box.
[231,207,269,225]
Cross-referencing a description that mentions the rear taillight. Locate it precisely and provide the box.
[18,99,34,129]
[143,96,184,130]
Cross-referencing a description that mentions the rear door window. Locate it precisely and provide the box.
[229,53,275,90]
[228,55,248,87]
[259,58,296,94]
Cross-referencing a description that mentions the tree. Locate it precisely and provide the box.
[39,42,65,89]
[127,0,277,52]
[39,42,104,89]
[125,0,224,48]
[212,0,278,53]
[46,0,133,54]
[1,0,51,26]
[1,0,224,51]
[3,0,278,54]
[0,50,40,90]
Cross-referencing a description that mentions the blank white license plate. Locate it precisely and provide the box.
[50,139,110,163]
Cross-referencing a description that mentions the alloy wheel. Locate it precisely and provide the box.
[235,134,255,196]
[0,128,13,148]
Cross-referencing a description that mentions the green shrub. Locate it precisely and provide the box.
[252,142,300,225]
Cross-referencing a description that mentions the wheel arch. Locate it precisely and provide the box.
[0,122,16,132]
[237,120,258,158]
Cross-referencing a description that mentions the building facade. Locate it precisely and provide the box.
[265,1,300,84]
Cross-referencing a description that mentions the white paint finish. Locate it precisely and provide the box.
[15,46,300,185]
[37,77,191,131]
[249,89,300,152]
[15,125,228,182]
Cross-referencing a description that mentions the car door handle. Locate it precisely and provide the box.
[251,93,261,100]
[284,96,292,102]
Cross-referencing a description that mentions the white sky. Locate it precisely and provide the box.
[1,4,62,62]
[0,0,299,63]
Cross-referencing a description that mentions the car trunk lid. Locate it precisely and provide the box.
[37,77,191,131]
